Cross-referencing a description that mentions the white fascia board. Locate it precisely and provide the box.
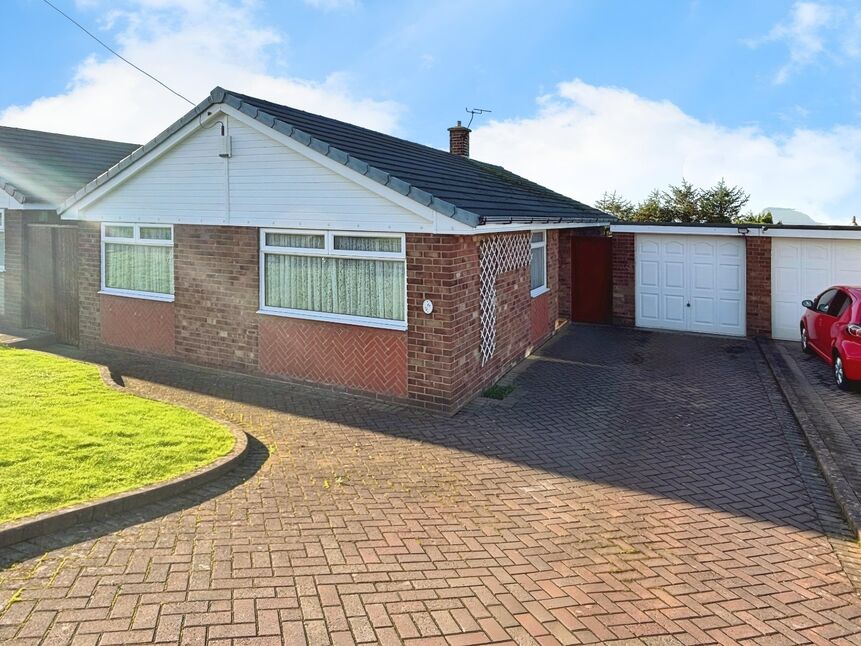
[760,227,861,240]
[218,104,445,227]
[19,203,57,211]
[473,221,608,234]
[61,112,222,220]
[610,224,745,236]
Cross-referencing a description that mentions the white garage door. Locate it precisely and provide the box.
[772,238,861,341]
[636,234,746,336]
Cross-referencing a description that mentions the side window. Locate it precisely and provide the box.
[828,291,851,317]
[815,289,837,314]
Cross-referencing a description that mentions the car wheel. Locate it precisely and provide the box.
[834,354,851,391]
[801,326,812,354]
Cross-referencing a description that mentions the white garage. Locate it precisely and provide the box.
[634,233,746,337]
[771,236,861,341]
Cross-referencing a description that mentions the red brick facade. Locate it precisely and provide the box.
[259,317,408,397]
[100,295,175,355]
[746,236,772,337]
[78,225,564,412]
[530,291,551,344]
[174,226,260,371]
[611,233,636,326]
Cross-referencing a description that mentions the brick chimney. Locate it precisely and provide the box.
[448,120,471,157]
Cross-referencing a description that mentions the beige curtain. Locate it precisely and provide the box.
[105,244,174,295]
[265,254,404,321]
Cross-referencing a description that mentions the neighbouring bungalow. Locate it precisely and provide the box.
[58,87,613,412]
[0,126,138,340]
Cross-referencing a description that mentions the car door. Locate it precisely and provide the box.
[826,290,852,348]
[810,289,837,354]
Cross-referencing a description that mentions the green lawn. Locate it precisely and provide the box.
[0,347,235,523]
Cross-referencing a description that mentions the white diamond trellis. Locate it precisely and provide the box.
[479,234,531,365]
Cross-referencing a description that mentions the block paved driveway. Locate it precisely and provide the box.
[2,325,861,645]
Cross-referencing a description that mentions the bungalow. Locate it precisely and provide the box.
[59,87,613,413]
[0,126,138,340]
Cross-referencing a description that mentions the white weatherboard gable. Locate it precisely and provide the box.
[69,108,476,234]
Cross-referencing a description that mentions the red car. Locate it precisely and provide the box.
[800,286,861,390]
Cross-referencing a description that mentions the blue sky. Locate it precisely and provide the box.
[2,0,861,222]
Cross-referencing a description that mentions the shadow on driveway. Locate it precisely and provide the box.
[51,324,851,543]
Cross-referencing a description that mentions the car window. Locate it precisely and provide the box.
[828,291,849,317]
[815,289,838,313]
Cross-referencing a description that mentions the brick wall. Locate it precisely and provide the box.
[405,234,474,409]
[100,295,175,355]
[746,236,772,337]
[530,291,551,344]
[259,317,408,397]
[78,222,102,349]
[174,226,259,371]
[558,230,572,319]
[611,233,635,326]
[78,224,564,412]
[405,230,561,413]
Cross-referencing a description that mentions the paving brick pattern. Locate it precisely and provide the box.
[2,325,861,645]
[778,342,861,523]
[785,340,861,459]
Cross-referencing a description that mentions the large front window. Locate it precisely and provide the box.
[101,223,174,300]
[260,230,406,330]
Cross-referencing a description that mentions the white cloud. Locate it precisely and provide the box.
[302,0,358,11]
[471,80,861,225]
[1,0,400,143]
[749,1,861,84]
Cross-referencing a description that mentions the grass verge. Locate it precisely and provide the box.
[0,347,234,523]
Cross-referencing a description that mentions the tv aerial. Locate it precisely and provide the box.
[465,107,492,128]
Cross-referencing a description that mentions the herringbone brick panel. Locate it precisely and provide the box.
[1,326,860,645]
[100,294,175,355]
[259,316,408,397]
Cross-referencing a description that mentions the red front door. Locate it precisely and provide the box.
[571,236,612,324]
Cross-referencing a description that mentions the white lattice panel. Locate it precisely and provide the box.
[479,234,531,365]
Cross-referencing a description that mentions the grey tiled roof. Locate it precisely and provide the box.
[0,126,139,206]
[62,87,612,226]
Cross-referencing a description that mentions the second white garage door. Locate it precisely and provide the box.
[636,234,746,337]
[772,238,861,341]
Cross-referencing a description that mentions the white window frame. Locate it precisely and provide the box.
[0,210,5,272]
[258,229,408,331]
[530,230,548,297]
[100,222,175,302]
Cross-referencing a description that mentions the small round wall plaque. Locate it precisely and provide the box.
[422,299,434,315]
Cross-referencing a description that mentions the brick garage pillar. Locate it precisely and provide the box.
[746,236,772,337]
[174,226,259,371]
[558,230,573,320]
[612,233,635,326]
[0,211,26,327]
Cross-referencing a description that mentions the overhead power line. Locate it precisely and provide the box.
[40,0,195,106]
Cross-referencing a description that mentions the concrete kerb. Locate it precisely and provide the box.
[757,338,861,543]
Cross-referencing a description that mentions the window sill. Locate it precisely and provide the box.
[258,307,407,331]
[99,289,175,303]
[530,286,550,298]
